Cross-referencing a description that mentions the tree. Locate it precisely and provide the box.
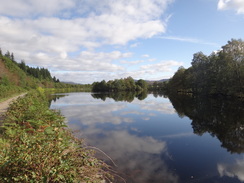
[136,79,148,91]
[19,60,27,72]
[124,76,136,91]
[5,51,10,58]
[167,39,244,97]
[191,52,209,67]
[222,39,244,62]
[10,52,15,61]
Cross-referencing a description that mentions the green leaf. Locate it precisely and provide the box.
[44,127,55,135]
[58,174,65,180]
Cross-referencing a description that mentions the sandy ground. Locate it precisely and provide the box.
[0,93,27,123]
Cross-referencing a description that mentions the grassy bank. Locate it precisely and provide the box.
[0,88,112,182]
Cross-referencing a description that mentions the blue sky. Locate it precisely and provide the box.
[0,0,243,83]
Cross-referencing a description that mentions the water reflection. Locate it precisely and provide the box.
[50,92,244,183]
[57,103,133,125]
[218,157,244,182]
[167,94,244,154]
[50,93,181,182]
[91,91,148,102]
[92,92,175,115]
[84,129,179,183]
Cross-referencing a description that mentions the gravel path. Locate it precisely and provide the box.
[0,93,27,123]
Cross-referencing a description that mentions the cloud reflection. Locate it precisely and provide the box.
[217,157,244,182]
[59,104,133,125]
[133,97,176,115]
[52,93,176,127]
[82,129,179,183]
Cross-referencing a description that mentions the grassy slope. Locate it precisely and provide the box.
[0,57,30,99]
[0,89,112,182]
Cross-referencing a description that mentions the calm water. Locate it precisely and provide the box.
[50,92,244,183]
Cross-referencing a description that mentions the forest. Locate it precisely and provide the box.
[166,39,244,97]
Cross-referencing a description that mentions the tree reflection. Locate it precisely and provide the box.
[167,94,244,154]
[47,93,67,106]
[91,91,148,102]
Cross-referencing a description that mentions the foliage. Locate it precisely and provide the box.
[0,90,113,182]
[147,81,167,91]
[18,60,54,81]
[0,85,25,99]
[166,39,244,97]
[92,77,148,92]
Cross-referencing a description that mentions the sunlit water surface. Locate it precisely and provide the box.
[50,92,244,183]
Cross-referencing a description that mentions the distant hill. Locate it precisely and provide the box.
[61,81,80,85]
[158,79,169,82]
[145,79,169,84]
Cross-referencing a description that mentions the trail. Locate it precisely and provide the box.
[0,93,27,122]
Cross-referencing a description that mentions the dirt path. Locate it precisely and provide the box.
[0,93,27,122]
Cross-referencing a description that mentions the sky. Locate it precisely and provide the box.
[0,0,244,84]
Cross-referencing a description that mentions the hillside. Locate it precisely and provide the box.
[0,52,90,99]
[0,54,54,98]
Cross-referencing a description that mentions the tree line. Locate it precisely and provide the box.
[166,39,244,97]
[92,77,148,92]
[18,61,59,82]
[0,50,59,82]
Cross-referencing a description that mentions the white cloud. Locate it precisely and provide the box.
[111,60,182,81]
[142,54,150,58]
[130,42,140,48]
[0,0,75,17]
[120,60,144,65]
[148,58,156,62]
[160,36,219,47]
[0,0,172,48]
[218,0,244,14]
[140,60,183,73]
[0,0,174,83]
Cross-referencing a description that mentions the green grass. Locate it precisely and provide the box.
[0,88,113,182]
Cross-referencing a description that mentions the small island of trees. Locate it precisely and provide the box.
[92,77,148,92]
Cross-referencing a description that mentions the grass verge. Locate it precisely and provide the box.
[0,88,113,182]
